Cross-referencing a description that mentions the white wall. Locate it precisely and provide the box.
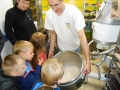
[0,0,13,59]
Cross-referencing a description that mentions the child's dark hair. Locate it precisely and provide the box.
[38,28,49,42]
[30,32,46,69]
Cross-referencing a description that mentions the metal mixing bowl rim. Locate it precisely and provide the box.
[54,51,84,86]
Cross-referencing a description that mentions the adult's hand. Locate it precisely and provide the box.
[48,50,54,58]
[82,63,91,76]
[48,30,56,58]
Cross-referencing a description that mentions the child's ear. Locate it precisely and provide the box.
[19,52,23,56]
[57,79,61,84]
[19,52,25,58]
[10,71,17,76]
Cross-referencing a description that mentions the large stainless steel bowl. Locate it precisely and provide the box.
[54,51,84,90]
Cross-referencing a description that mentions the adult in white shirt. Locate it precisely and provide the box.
[44,0,91,76]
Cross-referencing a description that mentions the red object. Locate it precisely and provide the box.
[37,53,46,65]
[40,53,46,62]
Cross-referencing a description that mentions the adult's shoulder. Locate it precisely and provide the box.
[65,3,82,16]
[46,9,53,14]
[27,8,32,14]
[27,8,32,12]
[6,7,15,15]
[66,3,76,7]
[66,4,80,11]
[45,9,54,18]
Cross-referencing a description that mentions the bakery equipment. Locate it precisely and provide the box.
[54,51,84,90]
[85,0,120,82]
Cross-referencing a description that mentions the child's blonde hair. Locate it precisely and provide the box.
[13,40,33,54]
[37,86,53,90]
[2,54,25,75]
[30,32,46,69]
[41,58,64,86]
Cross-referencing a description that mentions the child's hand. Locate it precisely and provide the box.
[38,53,46,65]
[38,58,44,66]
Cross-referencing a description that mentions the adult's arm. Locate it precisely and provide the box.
[5,11,17,45]
[48,30,56,58]
[78,29,91,76]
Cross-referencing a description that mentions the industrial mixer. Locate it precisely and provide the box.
[85,0,120,82]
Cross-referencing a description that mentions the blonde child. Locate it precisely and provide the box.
[36,58,64,90]
[0,54,26,90]
[30,32,46,69]
[13,40,44,90]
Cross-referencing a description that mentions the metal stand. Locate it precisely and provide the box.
[84,40,115,83]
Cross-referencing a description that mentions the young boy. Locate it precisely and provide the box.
[0,54,26,90]
[36,58,64,90]
[13,40,44,90]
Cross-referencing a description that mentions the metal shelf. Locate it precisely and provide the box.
[105,30,120,89]
[104,86,110,90]
[110,68,120,84]
[106,80,116,90]
[114,53,120,62]
[116,45,120,50]
[108,74,120,90]
[112,60,120,73]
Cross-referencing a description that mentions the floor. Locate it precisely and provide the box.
[77,54,109,90]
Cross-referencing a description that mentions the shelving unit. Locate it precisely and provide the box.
[84,4,96,20]
[104,32,120,90]
[29,0,37,21]
[29,0,43,29]
[82,0,100,42]
[82,0,101,19]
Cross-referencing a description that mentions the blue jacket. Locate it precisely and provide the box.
[18,60,41,90]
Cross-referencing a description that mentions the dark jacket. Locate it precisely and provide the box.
[0,70,20,90]
[0,29,5,69]
[5,3,37,45]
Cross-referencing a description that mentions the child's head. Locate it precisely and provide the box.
[13,40,34,61]
[2,54,26,76]
[30,32,46,68]
[41,58,64,86]
[30,32,45,51]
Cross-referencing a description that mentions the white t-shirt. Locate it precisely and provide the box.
[44,4,86,51]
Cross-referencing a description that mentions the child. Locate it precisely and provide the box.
[13,40,44,90]
[41,29,49,59]
[30,32,46,69]
[41,29,59,57]
[37,58,64,90]
[0,54,26,90]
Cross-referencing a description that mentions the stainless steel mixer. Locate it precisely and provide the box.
[85,0,120,82]
[54,51,84,90]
